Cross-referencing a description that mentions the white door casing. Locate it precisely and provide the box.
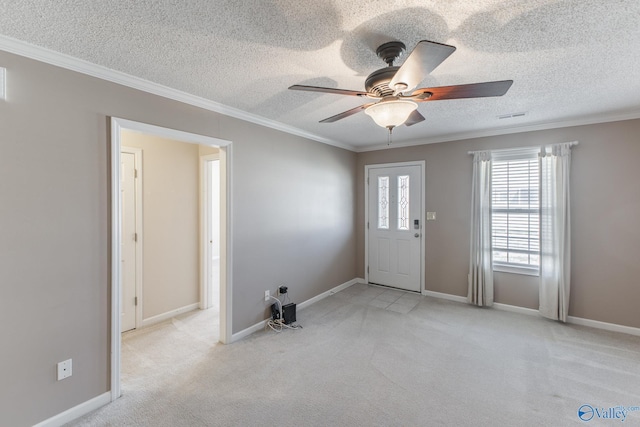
[366,162,424,292]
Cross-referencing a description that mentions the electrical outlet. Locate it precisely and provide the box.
[264,290,270,301]
[57,359,72,381]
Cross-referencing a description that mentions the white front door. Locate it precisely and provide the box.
[367,164,423,292]
[121,151,138,332]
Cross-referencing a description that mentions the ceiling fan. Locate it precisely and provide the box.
[289,40,513,133]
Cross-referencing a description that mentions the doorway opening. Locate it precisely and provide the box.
[110,117,233,402]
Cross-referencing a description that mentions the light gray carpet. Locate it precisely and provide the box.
[68,283,640,426]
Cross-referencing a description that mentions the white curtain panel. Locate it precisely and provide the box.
[468,151,493,306]
[539,143,572,322]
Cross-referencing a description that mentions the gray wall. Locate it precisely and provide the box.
[0,51,356,426]
[226,119,357,331]
[122,132,200,320]
[356,119,640,329]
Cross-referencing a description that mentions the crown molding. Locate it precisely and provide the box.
[0,35,354,151]
[3,35,639,154]
[355,109,640,152]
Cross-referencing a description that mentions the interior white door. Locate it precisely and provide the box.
[368,165,422,292]
[121,152,137,332]
[203,157,221,310]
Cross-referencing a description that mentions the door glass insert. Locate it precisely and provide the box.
[378,176,389,229]
[398,175,410,230]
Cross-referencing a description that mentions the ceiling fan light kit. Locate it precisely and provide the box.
[289,39,513,139]
[364,98,418,129]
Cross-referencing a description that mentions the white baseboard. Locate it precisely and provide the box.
[229,319,268,343]
[230,278,362,343]
[140,303,200,328]
[493,302,539,316]
[421,289,467,304]
[33,392,110,427]
[297,278,362,310]
[422,290,640,337]
[567,315,640,337]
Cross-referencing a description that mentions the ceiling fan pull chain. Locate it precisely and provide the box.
[387,126,394,145]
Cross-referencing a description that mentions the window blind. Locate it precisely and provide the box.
[491,158,540,268]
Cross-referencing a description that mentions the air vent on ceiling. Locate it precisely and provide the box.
[497,112,526,119]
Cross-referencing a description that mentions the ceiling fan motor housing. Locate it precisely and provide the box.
[365,66,400,97]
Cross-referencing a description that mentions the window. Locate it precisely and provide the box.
[378,175,411,231]
[397,175,410,230]
[491,155,540,274]
[377,176,389,229]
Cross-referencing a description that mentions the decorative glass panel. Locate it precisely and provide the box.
[377,176,389,229]
[397,175,410,230]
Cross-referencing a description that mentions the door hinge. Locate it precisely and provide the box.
[367,177,369,185]
[367,265,369,274]
[367,222,369,229]
[135,296,138,306]
[134,233,138,242]
[134,169,138,178]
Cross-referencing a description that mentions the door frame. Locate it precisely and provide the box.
[200,153,220,310]
[120,146,144,330]
[110,117,233,402]
[364,161,426,292]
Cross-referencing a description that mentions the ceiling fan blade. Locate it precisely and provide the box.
[412,80,514,101]
[404,110,426,127]
[289,85,369,97]
[319,103,374,123]
[389,40,456,93]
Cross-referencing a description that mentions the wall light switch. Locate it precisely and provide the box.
[57,359,72,381]
[427,212,436,220]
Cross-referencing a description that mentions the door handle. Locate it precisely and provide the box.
[414,233,420,238]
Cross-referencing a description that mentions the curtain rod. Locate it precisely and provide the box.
[468,141,579,155]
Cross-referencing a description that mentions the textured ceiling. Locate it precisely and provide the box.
[1,0,639,150]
